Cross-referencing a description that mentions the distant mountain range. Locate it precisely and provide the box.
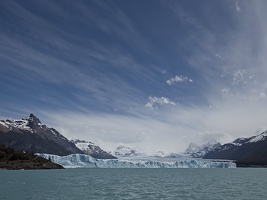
[1,114,267,166]
[0,114,115,159]
[204,130,267,166]
[113,146,181,158]
[113,145,141,157]
[184,140,222,158]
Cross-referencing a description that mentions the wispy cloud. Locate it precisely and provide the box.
[40,111,188,153]
[235,1,241,12]
[221,88,230,94]
[50,1,267,152]
[168,1,267,98]
[232,69,246,85]
[0,0,162,114]
[215,54,223,60]
[145,97,176,109]
[166,75,193,86]
[41,94,267,153]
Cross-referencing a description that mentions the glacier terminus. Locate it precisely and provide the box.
[38,153,236,168]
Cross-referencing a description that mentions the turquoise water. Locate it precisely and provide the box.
[0,168,266,200]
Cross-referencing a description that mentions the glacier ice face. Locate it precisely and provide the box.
[37,153,236,168]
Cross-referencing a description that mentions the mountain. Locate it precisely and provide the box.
[184,140,221,158]
[184,143,201,156]
[151,151,166,157]
[113,146,140,157]
[113,146,181,158]
[113,145,187,158]
[204,130,267,166]
[71,139,116,159]
[0,114,83,156]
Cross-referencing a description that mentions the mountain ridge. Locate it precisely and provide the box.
[71,139,116,159]
[184,140,221,158]
[204,130,267,166]
[0,114,117,159]
[113,145,140,157]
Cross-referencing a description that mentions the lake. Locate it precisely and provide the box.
[0,168,266,200]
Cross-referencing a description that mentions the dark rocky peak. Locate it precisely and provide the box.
[24,114,42,128]
[28,114,41,124]
[0,114,84,156]
[5,119,13,123]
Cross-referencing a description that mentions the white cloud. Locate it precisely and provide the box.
[235,1,241,12]
[215,54,223,60]
[222,88,230,94]
[166,75,193,85]
[259,92,266,99]
[145,96,176,109]
[41,111,190,154]
[161,69,167,74]
[232,69,246,85]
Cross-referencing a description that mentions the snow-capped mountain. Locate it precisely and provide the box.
[151,151,166,157]
[184,140,221,158]
[113,147,182,158]
[204,130,267,165]
[114,145,140,157]
[113,145,186,158]
[184,143,201,155]
[246,130,267,143]
[71,139,116,159]
[0,114,83,156]
[231,137,248,146]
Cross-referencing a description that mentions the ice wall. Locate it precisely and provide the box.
[38,153,236,168]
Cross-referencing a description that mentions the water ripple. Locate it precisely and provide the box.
[0,168,267,199]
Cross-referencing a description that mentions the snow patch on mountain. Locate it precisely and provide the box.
[114,146,140,157]
[185,143,201,155]
[0,121,9,128]
[225,130,267,147]
[71,139,116,159]
[152,151,165,157]
[247,130,267,143]
[113,146,183,158]
[184,140,221,158]
[0,114,45,133]
[3,119,32,132]
[231,137,247,146]
[72,140,95,152]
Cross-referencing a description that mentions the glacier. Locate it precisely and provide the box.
[37,153,236,168]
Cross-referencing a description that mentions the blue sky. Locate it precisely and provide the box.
[1,0,267,153]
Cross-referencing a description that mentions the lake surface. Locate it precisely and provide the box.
[0,168,266,200]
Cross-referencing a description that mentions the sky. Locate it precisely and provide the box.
[1,0,267,153]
